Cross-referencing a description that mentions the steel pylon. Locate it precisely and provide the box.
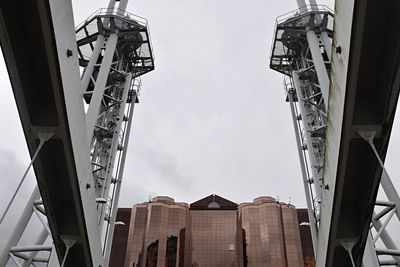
[0,0,154,266]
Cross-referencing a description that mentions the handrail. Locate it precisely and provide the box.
[75,8,148,31]
[75,8,155,63]
[276,4,333,24]
[269,4,333,63]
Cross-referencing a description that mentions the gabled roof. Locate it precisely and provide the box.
[190,194,238,210]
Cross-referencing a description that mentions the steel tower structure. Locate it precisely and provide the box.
[270,0,333,255]
[0,0,154,266]
[270,0,400,266]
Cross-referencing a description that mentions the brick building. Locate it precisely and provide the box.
[109,195,313,267]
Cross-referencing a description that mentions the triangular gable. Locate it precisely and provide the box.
[190,194,238,210]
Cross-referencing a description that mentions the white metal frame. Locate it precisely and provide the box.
[271,1,400,266]
[272,1,333,254]
[0,0,154,266]
[359,132,400,267]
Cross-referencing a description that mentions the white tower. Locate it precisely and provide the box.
[0,0,154,266]
[270,1,334,254]
[270,1,400,266]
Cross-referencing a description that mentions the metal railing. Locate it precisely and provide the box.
[75,8,155,64]
[76,8,148,30]
[269,4,333,63]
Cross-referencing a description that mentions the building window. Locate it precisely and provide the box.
[179,228,186,267]
[242,229,248,267]
[166,236,177,267]
[146,240,159,267]
[207,201,220,208]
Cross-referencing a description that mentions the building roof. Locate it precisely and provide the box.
[190,194,238,210]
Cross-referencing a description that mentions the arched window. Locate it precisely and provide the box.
[207,201,220,208]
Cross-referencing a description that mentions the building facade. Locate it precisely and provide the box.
[240,197,304,266]
[109,195,313,267]
[190,195,243,266]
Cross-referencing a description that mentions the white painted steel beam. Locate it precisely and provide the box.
[272,1,333,260]
[292,72,323,199]
[80,36,105,94]
[271,0,400,266]
[287,90,318,254]
[86,34,119,142]
[21,228,49,267]
[376,249,400,257]
[0,187,40,266]
[297,0,307,13]
[0,0,103,265]
[308,1,332,60]
[306,30,330,105]
[50,0,103,265]
[372,214,400,264]
[97,74,132,234]
[10,246,52,253]
[316,0,400,265]
[103,91,137,266]
[363,233,380,267]
[1,0,155,265]
[79,0,116,93]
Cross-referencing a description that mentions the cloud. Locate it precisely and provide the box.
[1,0,400,263]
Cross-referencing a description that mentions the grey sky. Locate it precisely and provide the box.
[1,0,400,258]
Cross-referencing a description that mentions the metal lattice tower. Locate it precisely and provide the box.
[270,1,334,255]
[270,1,400,266]
[75,4,154,259]
[0,0,154,266]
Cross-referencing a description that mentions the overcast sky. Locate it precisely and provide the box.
[1,0,400,259]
